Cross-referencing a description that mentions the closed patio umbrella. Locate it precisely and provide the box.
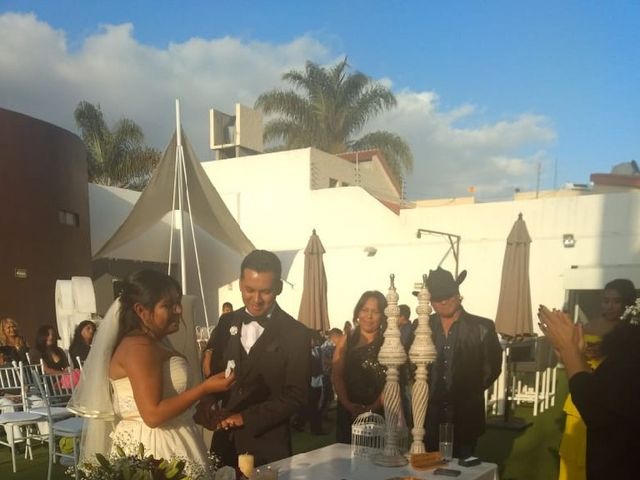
[495,213,533,338]
[491,213,533,429]
[298,229,330,332]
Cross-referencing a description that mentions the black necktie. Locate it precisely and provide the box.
[240,310,268,328]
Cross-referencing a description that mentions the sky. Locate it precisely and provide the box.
[1,1,638,200]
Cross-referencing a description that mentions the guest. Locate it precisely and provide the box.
[0,317,29,364]
[31,325,70,374]
[424,267,502,459]
[293,330,326,435]
[69,320,96,369]
[320,328,343,417]
[332,291,387,443]
[222,302,234,314]
[558,279,637,480]
[539,300,640,480]
[398,304,415,351]
[68,269,234,478]
[201,302,235,379]
[398,304,416,428]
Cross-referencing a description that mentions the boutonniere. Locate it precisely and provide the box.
[230,326,238,336]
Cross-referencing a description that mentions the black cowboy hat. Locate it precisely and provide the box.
[420,267,467,302]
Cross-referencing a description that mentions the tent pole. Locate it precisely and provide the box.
[176,99,187,291]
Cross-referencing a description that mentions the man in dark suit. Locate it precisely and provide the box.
[198,250,311,466]
[424,267,502,459]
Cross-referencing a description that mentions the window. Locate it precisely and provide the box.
[58,210,79,227]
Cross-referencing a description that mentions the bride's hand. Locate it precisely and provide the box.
[203,370,235,393]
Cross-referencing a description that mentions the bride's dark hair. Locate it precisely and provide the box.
[115,270,182,346]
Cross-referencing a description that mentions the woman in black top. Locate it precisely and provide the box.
[332,291,387,443]
[32,325,69,374]
[69,320,96,368]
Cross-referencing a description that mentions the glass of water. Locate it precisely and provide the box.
[439,423,454,462]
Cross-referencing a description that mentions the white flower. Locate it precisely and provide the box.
[230,326,238,335]
[621,298,640,326]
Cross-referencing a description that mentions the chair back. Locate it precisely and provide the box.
[27,364,76,407]
[0,363,28,407]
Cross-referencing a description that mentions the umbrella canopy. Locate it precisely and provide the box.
[495,213,534,338]
[298,229,330,332]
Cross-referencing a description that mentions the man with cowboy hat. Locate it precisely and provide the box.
[424,267,502,459]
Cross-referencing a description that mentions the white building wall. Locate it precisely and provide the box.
[90,149,640,333]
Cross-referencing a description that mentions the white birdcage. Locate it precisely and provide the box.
[351,412,386,457]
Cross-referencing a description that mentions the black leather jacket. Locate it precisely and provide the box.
[427,309,502,442]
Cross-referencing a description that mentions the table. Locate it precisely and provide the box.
[263,444,499,480]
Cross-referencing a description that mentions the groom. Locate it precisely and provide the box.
[198,250,311,466]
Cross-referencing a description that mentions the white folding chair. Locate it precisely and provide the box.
[29,366,84,480]
[0,363,42,472]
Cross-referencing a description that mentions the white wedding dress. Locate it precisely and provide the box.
[110,356,212,479]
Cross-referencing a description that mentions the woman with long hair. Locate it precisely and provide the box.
[69,320,96,368]
[69,270,234,478]
[332,290,387,443]
[32,325,69,374]
[0,317,29,364]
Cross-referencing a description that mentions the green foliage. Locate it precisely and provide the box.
[74,101,160,190]
[79,443,192,480]
[255,58,413,182]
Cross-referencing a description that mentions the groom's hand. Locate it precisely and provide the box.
[220,413,244,430]
[193,396,229,431]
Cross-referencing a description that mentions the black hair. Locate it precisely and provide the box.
[116,270,182,347]
[327,328,343,337]
[240,250,282,280]
[399,304,411,319]
[34,324,68,369]
[604,278,637,309]
[70,320,96,350]
[222,302,233,310]
[34,325,58,353]
[350,290,388,346]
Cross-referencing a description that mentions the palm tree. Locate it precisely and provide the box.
[254,58,413,182]
[74,101,160,190]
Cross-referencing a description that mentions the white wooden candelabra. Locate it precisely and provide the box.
[374,274,408,467]
[408,274,437,454]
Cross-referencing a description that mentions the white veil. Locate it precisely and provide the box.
[67,298,121,463]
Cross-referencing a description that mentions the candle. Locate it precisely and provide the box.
[238,453,254,478]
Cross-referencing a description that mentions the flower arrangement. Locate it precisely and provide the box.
[621,298,640,326]
[77,444,193,479]
[75,441,238,480]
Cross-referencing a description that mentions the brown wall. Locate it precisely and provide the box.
[0,108,91,346]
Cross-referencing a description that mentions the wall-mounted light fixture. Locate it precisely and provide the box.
[563,234,576,248]
[363,246,378,257]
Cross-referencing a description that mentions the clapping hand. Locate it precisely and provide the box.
[538,305,589,377]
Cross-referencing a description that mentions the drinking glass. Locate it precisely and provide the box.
[439,423,454,462]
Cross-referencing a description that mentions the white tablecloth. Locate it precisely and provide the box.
[264,443,499,480]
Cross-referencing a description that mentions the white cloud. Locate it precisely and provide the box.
[0,13,556,200]
[366,90,556,199]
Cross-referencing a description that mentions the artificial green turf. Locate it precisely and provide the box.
[2,371,568,479]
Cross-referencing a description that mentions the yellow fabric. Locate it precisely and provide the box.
[558,333,603,480]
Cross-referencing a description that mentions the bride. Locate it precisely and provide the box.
[69,270,234,478]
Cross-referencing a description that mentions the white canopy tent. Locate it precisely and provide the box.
[93,102,254,328]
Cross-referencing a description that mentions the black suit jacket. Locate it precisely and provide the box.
[220,304,310,466]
